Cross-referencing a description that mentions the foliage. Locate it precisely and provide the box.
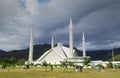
[34,64,41,67]
[114,54,120,61]
[0,58,9,64]
[60,61,67,68]
[16,59,26,65]
[60,61,75,68]
[9,57,17,64]
[83,57,90,66]
[29,63,34,66]
[0,57,18,66]
[53,64,58,68]
[95,64,104,69]
[42,61,48,67]
[67,61,75,67]
[41,61,49,71]
[107,61,113,68]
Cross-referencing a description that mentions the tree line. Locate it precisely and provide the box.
[0,57,26,68]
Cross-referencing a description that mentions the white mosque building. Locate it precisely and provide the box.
[27,18,90,65]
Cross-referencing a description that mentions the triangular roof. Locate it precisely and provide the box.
[35,43,77,63]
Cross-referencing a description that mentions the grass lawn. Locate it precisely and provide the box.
[0,67,120,78]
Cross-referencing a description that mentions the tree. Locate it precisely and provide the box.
[16,59,26,65]
[60,61,67,68]
[0,57,18,67]
[83,57,90,67]
[9,57,17,65]
[42,61,48,67]
[42,61,48,71]
[107,61,113,68]
[67,61,75,67]
[60,61,68,71]
[1,58,9,64]
[113,54,120,61]
[95,64,104,69]
[0,58,9,67]
[53,63,58,68]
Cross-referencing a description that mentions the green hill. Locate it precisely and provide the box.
[113,54,120,61]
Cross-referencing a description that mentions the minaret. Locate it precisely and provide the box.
[51,36,54,49]
[28,26,34,63]
[82,32,86,57]
[69,17,73,57]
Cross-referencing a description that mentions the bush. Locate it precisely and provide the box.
[42,61,48,67]
[60,61,67,68]
[107,61,113,68]
[0,57,18,67]
[95,64,104,69]
[83,57,90,66]
[16,59,26,65]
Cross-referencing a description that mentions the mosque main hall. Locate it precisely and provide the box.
[27,18,89,65]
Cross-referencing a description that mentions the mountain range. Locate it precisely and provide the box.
[0,44,120,61]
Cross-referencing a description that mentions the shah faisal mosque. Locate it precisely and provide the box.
[27,18,90,65]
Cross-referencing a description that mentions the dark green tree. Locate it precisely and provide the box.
[9,57,17,65]
[60,61,67,68]
[42,61,48,67]
[0,58,9,68]
[107,61,113,68]
[83,57,90,67]
[42,61,48,71]
[16,59,26,65]
[60,61,68,71]
[1,58,9,64]
[67,61,75,67]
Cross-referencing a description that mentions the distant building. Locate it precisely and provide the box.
[27,18,90,65]
[34,43,78,64]
[91,60,120,68]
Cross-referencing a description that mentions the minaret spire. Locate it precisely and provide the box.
[69,17,73,57]
[51,36,54,49]
[82,32,86,57]
[28,25,34,63]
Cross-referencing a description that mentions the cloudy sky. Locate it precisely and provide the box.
[0,0,120,51]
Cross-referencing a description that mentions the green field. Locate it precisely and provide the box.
[0,67,120,78]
